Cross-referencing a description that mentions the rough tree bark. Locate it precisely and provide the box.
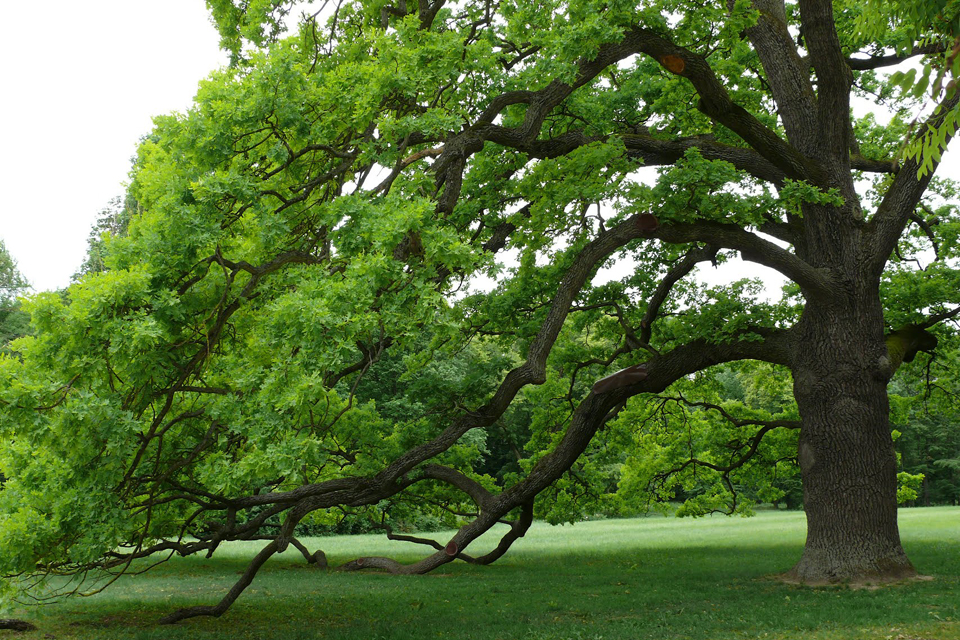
[789,296,916,582]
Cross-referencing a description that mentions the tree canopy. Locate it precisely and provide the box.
[1,0,959,623]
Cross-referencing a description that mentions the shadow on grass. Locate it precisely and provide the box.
[9,508,960,640]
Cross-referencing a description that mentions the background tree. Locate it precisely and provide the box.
[1,0,959,623]
[890,348,960,506]
[0,240,29,491]
[0,240,30,354]
[73,194,139,280]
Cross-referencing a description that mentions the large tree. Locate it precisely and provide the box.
[1,0,959,623]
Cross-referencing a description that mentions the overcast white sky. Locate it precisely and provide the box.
[0,4,956,294]
[0,1,227,292]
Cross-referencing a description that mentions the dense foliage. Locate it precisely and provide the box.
[1,0,959,622]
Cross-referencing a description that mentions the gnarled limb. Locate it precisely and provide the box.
[626,27,825,184]
[620,133,787,186]
[168,329,795,611]
[433,22,824,215]
[478,128,790,186]
[334,328,795,576]
[344,501,535,572]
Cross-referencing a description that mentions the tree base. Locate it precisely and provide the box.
[782,549,918,587]
[776,571,931,590]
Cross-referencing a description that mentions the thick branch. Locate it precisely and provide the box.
[798,0,853,162]
[206,213,652,518]
[476,127,788,185]
[851,153,896,174]
[348,500,535,571]
[743,0,818,147]
[435,23,825,215]
[653,221,833,296]
[434,33,648,213]
[918,306,960,330]
[621,133,787,185]
[469,501,535,565]
[419,464,493,508]
[847,42,948,70]
[627,27,825,183]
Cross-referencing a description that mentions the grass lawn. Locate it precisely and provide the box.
[5,506,959,639]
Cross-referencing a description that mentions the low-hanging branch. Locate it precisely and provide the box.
[131,243,796,623]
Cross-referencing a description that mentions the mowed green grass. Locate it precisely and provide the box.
[8,507,959,640]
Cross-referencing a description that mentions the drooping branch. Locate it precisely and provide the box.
[127,212,654,605]
[336,327,796,575]
[348,500,535,570]
[135,214,796,619]
[159,540,280,625]
[468,501,535,565]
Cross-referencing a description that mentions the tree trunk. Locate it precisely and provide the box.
[788,297,916,583]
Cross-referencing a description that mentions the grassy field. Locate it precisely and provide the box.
[6,507,959,639]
